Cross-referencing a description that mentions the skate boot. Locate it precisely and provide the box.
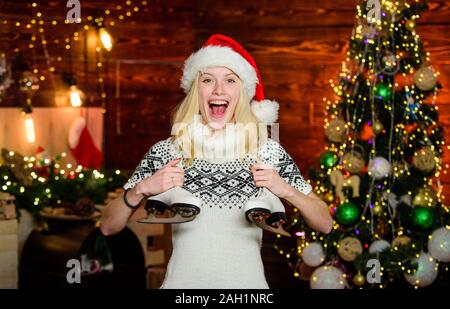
[138,186,201,224]
[244,188,290,236]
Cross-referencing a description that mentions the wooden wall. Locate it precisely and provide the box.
[1,0,450,288]
[2,1,450,191]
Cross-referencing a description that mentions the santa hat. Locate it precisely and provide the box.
[68,117,103,169]
[181,34,279,123]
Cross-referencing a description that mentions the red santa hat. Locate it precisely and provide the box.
[180,34,279,123]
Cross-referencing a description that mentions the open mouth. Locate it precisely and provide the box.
[208,100,229,119]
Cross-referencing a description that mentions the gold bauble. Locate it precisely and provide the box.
[406,20,416,31]
[412,146,436,173]
[353,271,366,286]
[392,160,408,177]
[342,151,365,174]
[414,65,437,91]
[413,187,438,207]
[392,235,412,248]
[373,204,383,215]
[373,120,384,134]
[325,119,347,143]
[338,237,363,262]
[325,192,335,203]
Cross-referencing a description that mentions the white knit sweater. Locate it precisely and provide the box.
[124,138,312,289]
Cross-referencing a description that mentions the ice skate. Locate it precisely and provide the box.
[244,188,290,236]
[138,186,201,224]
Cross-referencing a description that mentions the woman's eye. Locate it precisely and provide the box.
[202,78,212,83]
[227,79,236,84]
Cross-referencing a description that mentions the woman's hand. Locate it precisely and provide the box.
[251,163,294,199]
[135,158,185,197]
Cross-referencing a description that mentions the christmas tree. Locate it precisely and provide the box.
[277,0,450,289]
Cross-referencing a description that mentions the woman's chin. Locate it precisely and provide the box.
[205,116,230,131]
[207,122,226,131]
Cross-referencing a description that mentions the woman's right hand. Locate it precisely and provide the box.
[135,158,185,196]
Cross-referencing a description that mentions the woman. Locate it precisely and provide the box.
[100,34,333,289]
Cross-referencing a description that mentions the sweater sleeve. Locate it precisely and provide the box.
[260,139,313,195]
[123,139,176,190]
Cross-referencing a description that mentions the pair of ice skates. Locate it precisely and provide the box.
[137,187,290,236]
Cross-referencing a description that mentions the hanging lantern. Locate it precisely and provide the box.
[24,113,36,144]
[99,27,113,51]
[69,85,85,107]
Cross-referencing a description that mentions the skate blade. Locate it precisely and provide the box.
[254,220,291,237]
[137,212,196,224]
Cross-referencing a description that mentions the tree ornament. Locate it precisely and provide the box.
[301,242,326,267]
[372,119,384,134]
[372,204,383,216]
[404,123,418,134]
[359,122,374,141]
[368,157,392,179]
[406,94,420,121]
[411,206,435,230]
[353,271,366,287]
[337,237,363,262]
[406,19,416,31]
[324,192,335,203]
[310,266,347,289]
[392,160,408,177]
[320,152,338,170]
[414,65,437,91]
[404,252,438,287]
[329,170,360,202]
[360,23,377,39]
[325,119,347,143]
[412,146,436,173]
[392,235,412,248]
[428,227,450,262]
[335,202,360,226]
[413,186,438,208]
[369,239,391,254]
[375,83,391,100]
[382,53,397,69]
[342,146,365,173]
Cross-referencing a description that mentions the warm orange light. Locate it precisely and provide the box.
[24,114,36,144]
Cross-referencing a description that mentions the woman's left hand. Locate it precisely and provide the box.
[251,163,294,199]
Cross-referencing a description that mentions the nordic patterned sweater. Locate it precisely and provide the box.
[123,138,312,289]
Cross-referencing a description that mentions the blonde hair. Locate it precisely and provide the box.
[171,72,267,161]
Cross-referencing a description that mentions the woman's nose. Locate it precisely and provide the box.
[213,81,224,95]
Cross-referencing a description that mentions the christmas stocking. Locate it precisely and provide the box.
[68,117,104,169]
